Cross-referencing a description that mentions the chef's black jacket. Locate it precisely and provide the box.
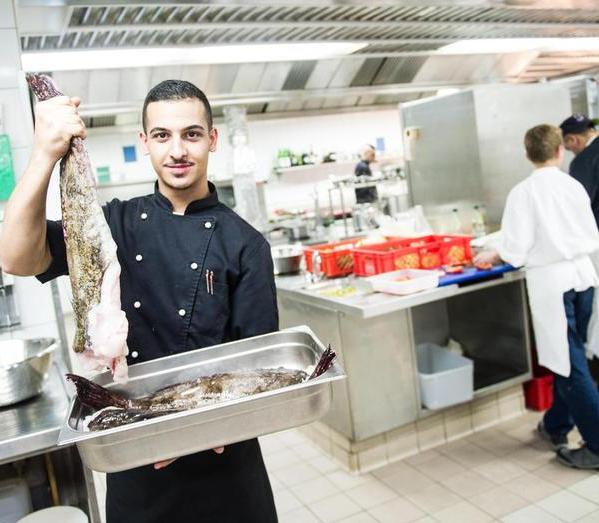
[569,137,599,227]
[37,182,279,523]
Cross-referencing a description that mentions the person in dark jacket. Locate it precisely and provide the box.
[354,144,376,177]
[560,114,599,388]
[354,144,378,204]
[560,114,599,226]
[0,80,278,523]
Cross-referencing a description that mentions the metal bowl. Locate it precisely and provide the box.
[272,245,304,275]
[0,338,57,407]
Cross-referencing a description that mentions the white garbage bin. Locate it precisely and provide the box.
[17,506,88,523]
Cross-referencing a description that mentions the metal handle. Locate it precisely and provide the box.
[311,251,323,282]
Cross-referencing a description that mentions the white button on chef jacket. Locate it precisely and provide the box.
[135,254,143,262]
[204,222,212,229]
[134,301,141,309]
[190,262,198,270]
[131,351,139,359]
[141,212,148,220]
[178,309,186,316]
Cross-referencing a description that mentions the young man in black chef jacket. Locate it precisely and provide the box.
[0,80,279,522]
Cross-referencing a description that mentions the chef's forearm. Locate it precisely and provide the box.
[0,151,56,275]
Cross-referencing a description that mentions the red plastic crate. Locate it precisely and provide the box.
[353,235,472,276]
[405,235,472,267]
[353,239,420,276]
[524,375,554,411]
[303,238,364,278]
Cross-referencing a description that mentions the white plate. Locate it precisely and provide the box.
[366,269,440,295]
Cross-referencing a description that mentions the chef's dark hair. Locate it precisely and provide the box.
[142,80,213,131]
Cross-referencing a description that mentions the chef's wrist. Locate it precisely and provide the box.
[28,147,59,178]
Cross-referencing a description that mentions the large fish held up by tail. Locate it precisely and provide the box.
[26,74,129,382]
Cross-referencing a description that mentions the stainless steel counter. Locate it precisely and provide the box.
[277,270,531,441]
[0,361,71,465]
[276,269,525,318]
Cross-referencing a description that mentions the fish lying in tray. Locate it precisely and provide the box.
[68,346,336,431]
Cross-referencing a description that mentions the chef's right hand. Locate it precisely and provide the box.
[32,96,86,165]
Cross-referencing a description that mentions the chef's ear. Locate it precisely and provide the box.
[209,127,218,153]
[139,131,150,155]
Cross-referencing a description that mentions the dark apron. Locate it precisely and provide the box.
[106,439,277,523]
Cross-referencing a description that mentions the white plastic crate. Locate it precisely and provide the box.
[417,343,473,409]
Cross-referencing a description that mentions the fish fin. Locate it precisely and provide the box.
[309,345,336,380]
[66,373,129,410]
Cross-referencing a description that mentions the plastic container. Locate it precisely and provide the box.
[0,478,31,523]
[17,507,88,523]
[524,375,553,411]
[409,235,472,267]
[366,269,440,296]
[417,343,474,409]
[353,238,420,276]
[303,238,364,278]
[353,235,472,276]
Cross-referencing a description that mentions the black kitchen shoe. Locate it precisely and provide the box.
[537,421,568,450]
[557,446,599,470]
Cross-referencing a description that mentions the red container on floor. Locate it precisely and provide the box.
[524,375,554,411]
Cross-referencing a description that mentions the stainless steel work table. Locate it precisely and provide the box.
[0,361,70,465]
[276,269,526,318]
[276,271,532,443]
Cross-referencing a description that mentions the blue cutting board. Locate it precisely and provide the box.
[438,264,516,287]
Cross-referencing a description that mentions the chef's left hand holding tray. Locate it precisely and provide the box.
[0,76,280,523]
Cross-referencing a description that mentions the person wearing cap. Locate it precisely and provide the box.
[475,124,599,470]
[560,115,599,387]
[560,114,599,226]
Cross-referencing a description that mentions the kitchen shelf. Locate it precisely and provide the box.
[274,161,356,177]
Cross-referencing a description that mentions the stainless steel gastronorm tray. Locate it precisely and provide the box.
[57,326,345,472]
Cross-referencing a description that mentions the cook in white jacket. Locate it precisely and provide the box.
[475,124,599,469]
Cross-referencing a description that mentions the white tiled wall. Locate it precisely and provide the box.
[0,0,61,338]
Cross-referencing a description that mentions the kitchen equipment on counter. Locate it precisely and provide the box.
[303,238,365,278]
[366,269,440,296]
[0,338,57,407]
[438,263,515,287]
[58,326,345,472]
[281,219,310,241]
[271,244,303,275]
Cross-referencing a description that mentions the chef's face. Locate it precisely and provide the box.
[562,133,586,156]
[140,98,218,193]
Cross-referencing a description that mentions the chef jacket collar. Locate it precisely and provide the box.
[153,181,219,215]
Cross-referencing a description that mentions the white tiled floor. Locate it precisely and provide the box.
[262,411,599,522]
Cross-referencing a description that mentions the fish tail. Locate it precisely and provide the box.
[309,345,336,380]
[66,373,129,410]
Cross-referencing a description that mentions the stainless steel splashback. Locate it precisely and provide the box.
[400,83,572,229]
